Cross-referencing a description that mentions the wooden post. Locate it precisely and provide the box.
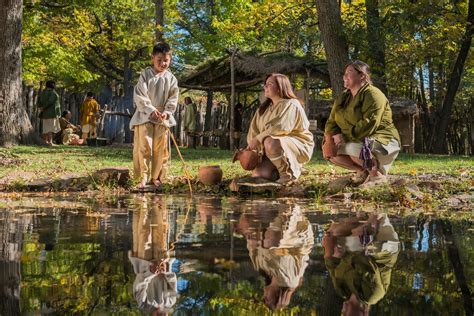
[229,48,238,150]
[203,90,214,147]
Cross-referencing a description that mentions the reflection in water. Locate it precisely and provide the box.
[236,204,314,310]
[129,196,177,314]
[323,213,400,316]
[0,194,472,315]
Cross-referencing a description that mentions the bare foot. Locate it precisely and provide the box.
[136,179,147,190]
[151,179,162,188]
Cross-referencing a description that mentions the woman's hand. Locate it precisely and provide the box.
[247,138,260,150]
[332,133,345,146]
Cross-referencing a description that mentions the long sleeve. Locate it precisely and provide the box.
[254,101,299,143]
[163,76,179,117]
[325,102,342,135]
[350,90,386,140]
[134,71,158,116]
[246,112,260,144]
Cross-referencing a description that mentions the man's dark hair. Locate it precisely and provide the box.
[46,80,55,89]
[152,42,171,55]
[61,110,71,118]
[86,91,95,98]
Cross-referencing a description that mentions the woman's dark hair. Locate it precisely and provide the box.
[152,42,171,55]
[184,96,192,104]
[61,110,71,118]
[258,73,298,115]
[46,80,55,89]
[86,91,94,98]
[344,60,373,85]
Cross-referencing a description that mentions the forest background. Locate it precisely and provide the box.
[0,0,472,155]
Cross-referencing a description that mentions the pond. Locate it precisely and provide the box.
[0,194,472,315]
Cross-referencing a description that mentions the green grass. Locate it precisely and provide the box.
[1,145,473,181]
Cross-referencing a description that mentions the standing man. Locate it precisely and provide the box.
[37,80,61,146]
[80,92,101,142]
[183,96,197,148]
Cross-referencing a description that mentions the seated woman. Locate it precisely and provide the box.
[247,73,314,184]
[323,61,400,185]
[56,110,83,145]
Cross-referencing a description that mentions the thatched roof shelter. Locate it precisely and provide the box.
[179,51,330,92]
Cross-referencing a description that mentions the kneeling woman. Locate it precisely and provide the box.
[323,61,400,184]
[247,73,314,184]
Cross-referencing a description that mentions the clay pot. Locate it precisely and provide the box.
[232,149,260,171]
[198,165,223,185]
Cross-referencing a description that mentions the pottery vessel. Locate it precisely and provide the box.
[198,165,223,185]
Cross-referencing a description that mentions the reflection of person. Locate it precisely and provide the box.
[183,97,197,149]
[56,110,83,145]
[37,80,61,146]
[238,205,314,310]
[323,213,400,315]
[80,91,100,141]
[130,42,179,189]
[247,73,314,184]
[323,61,400,186]
[129,197,177,314]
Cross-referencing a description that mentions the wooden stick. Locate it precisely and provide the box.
[161,123,193,196]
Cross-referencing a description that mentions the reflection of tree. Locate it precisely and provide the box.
[0,211,32,315]
[373,217,472,315]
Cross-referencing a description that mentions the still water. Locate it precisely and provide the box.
[0,194,472,315]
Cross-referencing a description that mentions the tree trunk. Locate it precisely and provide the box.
[155,0,164,42]
[365,0,387,94]
[428,58,435,104]
[0,0,36,146]
[470,97,474,155]
[431,0,473,153]
[314,0,349,97]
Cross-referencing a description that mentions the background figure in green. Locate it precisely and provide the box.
[37,80,61,146]
[323,213,400,316]
[183,96,197,148]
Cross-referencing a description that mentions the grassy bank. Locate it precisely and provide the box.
[1,145,472,180]
[0,145,472,205]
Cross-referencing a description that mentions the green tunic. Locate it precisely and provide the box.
[325,250,399,305]
[37,89,61,119]
[325,84,400,145]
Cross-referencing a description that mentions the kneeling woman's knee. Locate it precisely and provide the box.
[263,137,281,155]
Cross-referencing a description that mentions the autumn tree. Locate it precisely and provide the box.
[0,0,36,146]
[314,0,349,96]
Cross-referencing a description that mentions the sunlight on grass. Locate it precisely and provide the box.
[1,146,473,181]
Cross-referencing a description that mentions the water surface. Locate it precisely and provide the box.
[0,194,472,315]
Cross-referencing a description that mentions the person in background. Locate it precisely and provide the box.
[56,110,83,145]
[323,60,400,186]
[80,91,100,142]
[130,42,179,189]
[37,80,61,146]
[246,73,314,185]
[183,96,197,149]
[232,102,243,150]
